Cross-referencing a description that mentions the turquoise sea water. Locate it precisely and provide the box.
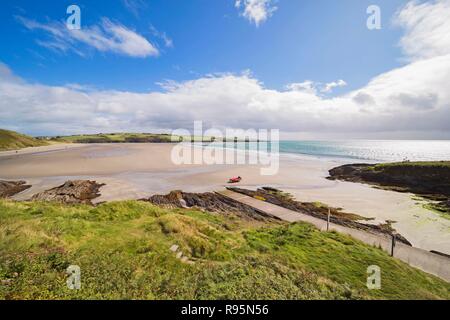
[207,140,450,162]
[278,140,450,162]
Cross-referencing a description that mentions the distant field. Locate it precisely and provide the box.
[1,199,449,300]
[0,129,48,151]
[49,133,179,144]
[0,130,254,148]
[48,133,223,144]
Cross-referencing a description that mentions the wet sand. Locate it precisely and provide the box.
[0,143,448,254]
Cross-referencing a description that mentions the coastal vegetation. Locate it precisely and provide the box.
[372,161,450,169]
[0,129,48,151]
[1,197,449,300]
[45,133,236,144]
[0,128,249,150]
[43,133,251,144]
[47,133,180,144]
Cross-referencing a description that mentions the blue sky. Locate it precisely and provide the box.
[1,0,449,138]
[2,0,405,93]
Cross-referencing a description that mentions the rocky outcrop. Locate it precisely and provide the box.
[328,163,450,196]
[228,187,370,221]
[31,180,104,205]
[0,180,31,198]
[143,190,275,222]
[328,162,450,214]
[228,187,412,245]
[328,164,374,183]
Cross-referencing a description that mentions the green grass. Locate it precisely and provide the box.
[1,199,449,300]
[51,133,178,143]
[0,129,48,151]
[50,133,220,144]
[371,161,450,169]
[50,133,251,144]
[423,203,450,221]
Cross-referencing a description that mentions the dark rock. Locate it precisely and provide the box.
[328,162,450,214]
[328,163,450,196]
[143,190,276,222]
[228,187,412,246]
[0,180,31,198]
[327,164,373,182]
[430,250,450,258]
[31,180,104,205]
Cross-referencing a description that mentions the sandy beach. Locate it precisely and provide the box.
[0,143,449,254]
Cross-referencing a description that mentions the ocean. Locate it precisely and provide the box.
[278,140,450,162]
[208,140,450,162]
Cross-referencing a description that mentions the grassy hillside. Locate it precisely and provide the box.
[0,129,48,151]
[50,133,249,144]
[51,133,179,144]
[1,199,448,300]
[50,133,218,144]
[373,161,450,169]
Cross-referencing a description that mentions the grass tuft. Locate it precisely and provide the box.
[1,199,449,300]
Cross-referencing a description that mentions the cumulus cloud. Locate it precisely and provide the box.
[235,0,277,26]
[2,1,450,138]
[348,54,450,124]
[1,52,450,136]
[390,92,438,110]
[321,80,347,93]
[285,81,317,95]
[16,16,159,58]
[287,79,347,94]
[352,92,375,106]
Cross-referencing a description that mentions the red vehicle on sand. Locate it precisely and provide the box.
[228,176,242,184]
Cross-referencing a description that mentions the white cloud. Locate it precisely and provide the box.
[122,0,148,18]
[285,81,317,95]
[16,16,159,58]
[235,0,277,26]
[150,25,174,48]
[321,79,347,93]
[394,0,450,61]
[1,53,449,136]
[2,1,450,138]
[287,79,347,94]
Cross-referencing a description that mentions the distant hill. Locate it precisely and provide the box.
[51,133,178,144]
[51,133,247,144]
[0,129,48,151]
[50,132,219,144]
